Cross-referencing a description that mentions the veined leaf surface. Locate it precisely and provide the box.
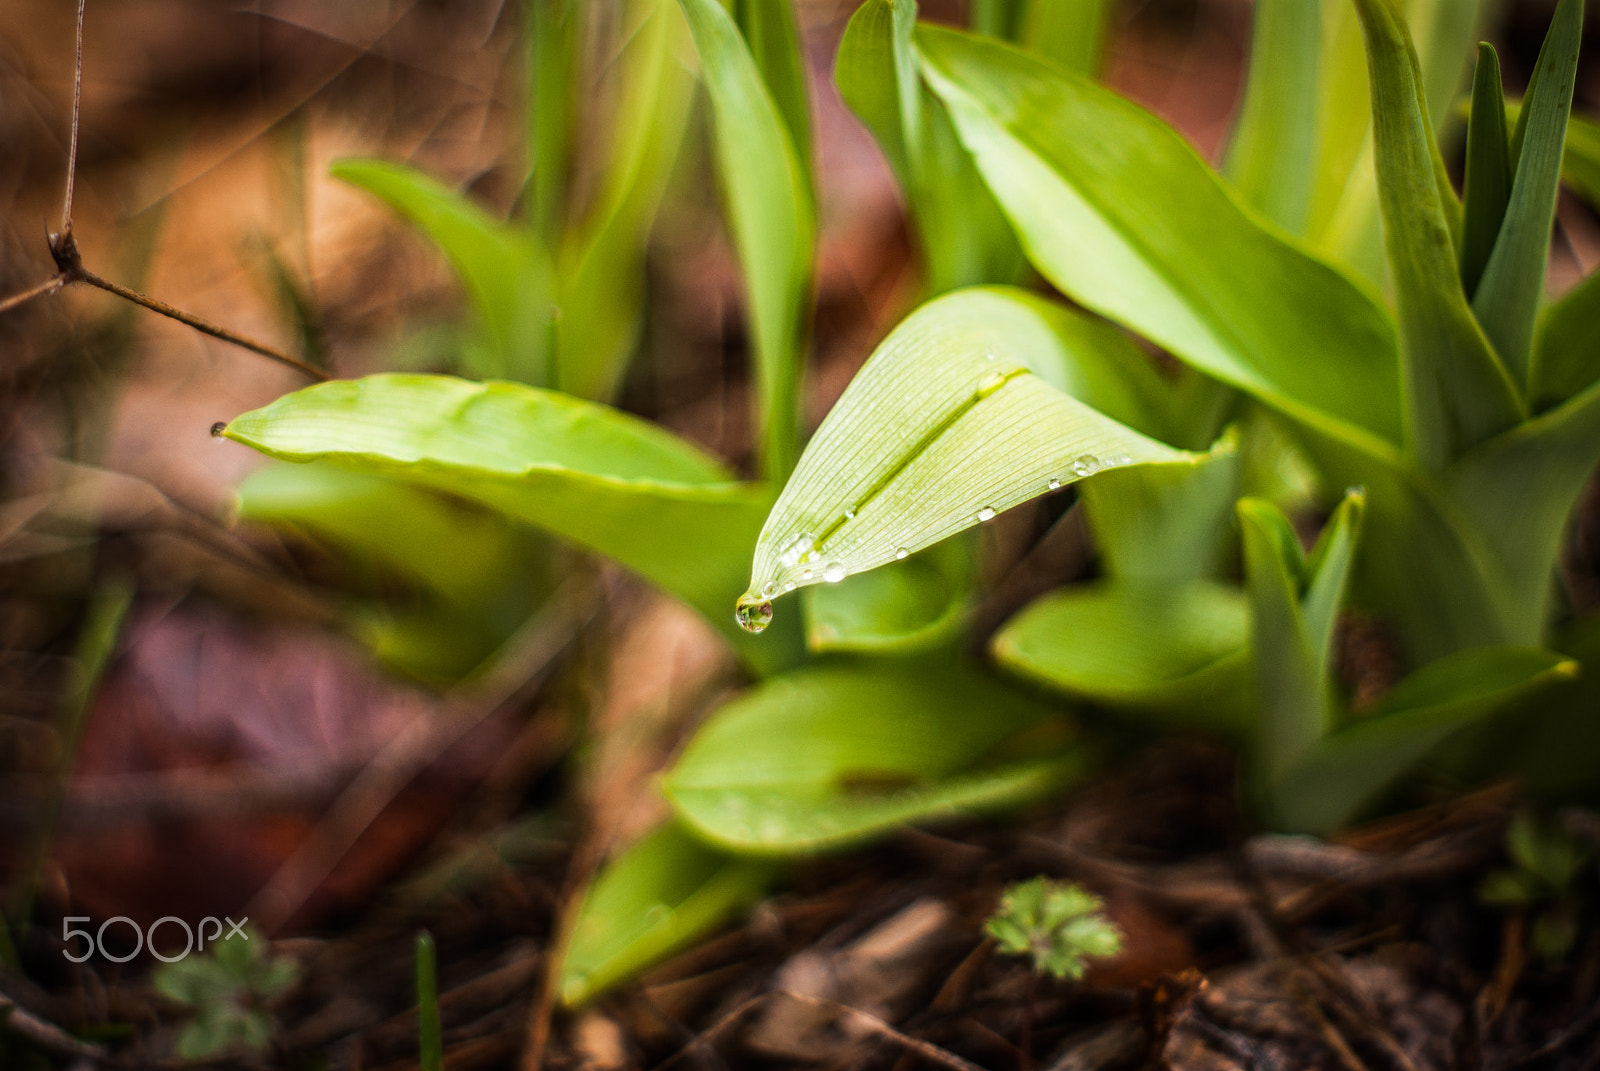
[916,23,1404,452]
[662,660,1085,853]
[222,374,801,672]
[737,288,1192,629]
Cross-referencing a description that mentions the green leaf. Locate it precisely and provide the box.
[528,0,578,243]
[732,0,812,175]
[992,580,1253,735]
[680,0,816,482]
[1475,0,1583,387]
[737,288,1192,626]
[1080,429,1242,584]
[1265,646,1574,834]
[1533,260,1600,407]
[556,0,695,401]
[1238,491,1364,788]
[1019,0,1112,79]
[331,159,554,384]
[1562,113,1600,208]
[917,23,1405,452]
[802,533,974,653]
[415,932,442,1071]
[1224,0,1322,235]
[835,0,1024,294]
[1459,44,1512,297]
[222,374,802,672]
[558,821,775,1007]
[663,659,1085,853]
[987,878,1122,981]
[1352,0,1522,469]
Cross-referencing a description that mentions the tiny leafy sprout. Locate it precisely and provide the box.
[1479,809,1593,961]
[153,926,298,1061]
[985,877,1122,981]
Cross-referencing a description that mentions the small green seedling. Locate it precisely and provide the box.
[153,926,297,1061]
[985,877,1122,981]
[416,931,443,1071]
[1479,809,1593,960]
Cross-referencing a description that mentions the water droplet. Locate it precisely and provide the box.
[778,532,816,568]
[1048,477,1061,490]
[645,904,674,926]
[977,506,996,522]
[844,508,856,520]
[895,548,909,560]
[977,371,1006,397]
[734,596,773,634]
[983,350,997,361]
[784,580,797,592]
[823,562,846,583]
[209,421,227,439]
[1110,453,1131,466]
[1071,454,1101,477]
[802,567,813,580]
[761,580,780,598]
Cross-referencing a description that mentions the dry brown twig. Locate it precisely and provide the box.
[0,0,327,383]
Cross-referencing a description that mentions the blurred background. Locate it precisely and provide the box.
[0,0,1596,1065]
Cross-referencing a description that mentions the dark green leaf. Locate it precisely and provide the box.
[1459,43,1512,297]
[1473,0,1583,385]
[1352,0,1522,468]
[663,660,1085,853]
[559,821,775,1006]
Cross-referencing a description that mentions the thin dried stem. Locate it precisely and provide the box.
[75,268,328,381]
[0,274,67,316]
[60,0,87,237]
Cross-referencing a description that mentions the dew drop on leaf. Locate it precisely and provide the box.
[977,507,996,522]
[1048,477,1061,490]
[895,548,909,560]
[823,562,846,583]
[761,581,779,598]
[734,596,773,634]
[778,533,816,568]
[1071,454,1100,477]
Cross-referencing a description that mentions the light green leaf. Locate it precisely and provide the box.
[331,159,553,384]
[733,0,812,176]
[558,821,775,1007]
[1080,429,1242,584]
[1239,491,1363,787]
[236,463,549,681]
[680,0,816,482]
[1224,0,1322,235]
[803,533,974,654]
[221,374,802,672]
[1563,113,1600,207]
[557,0,695,402]
[1459,43,1512,297]
[528,0,578,243]
[992,580,1253,735]
[737,288,1191,629]
[1020,0,1112,79]
[663,659,1085,853]
[1533,267,1600,407]
[1475,0,1583,387]
[917,23,1405,452]
[1265,646,1574,834]
[835,0,1024,294]
[1352,0,1522,469]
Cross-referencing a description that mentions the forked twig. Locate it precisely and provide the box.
[0,0,328,383]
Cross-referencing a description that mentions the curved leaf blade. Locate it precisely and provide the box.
[1224,0,1322,235]
[558,821,775,1007]
[1533,267,1600,407]
[802,533,974,654]
[992,580,1253,735]
[1459,43,1512,297]
[662,660,1086,853]
[680,0,816,482]
[916,23,1405,452]
[741,288,1191,615]
[222,374,801,671]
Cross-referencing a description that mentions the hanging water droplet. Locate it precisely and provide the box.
[734,596,773,634]
[895,548,909,560]
[977,371,1006,397]
[761,580,780,598]
[209,421,227,439]
[977,506,996,522]
[1071,453,1101,477]
[778,532,816,568]
[823,562,846,583]
[1048,477,1061,490]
